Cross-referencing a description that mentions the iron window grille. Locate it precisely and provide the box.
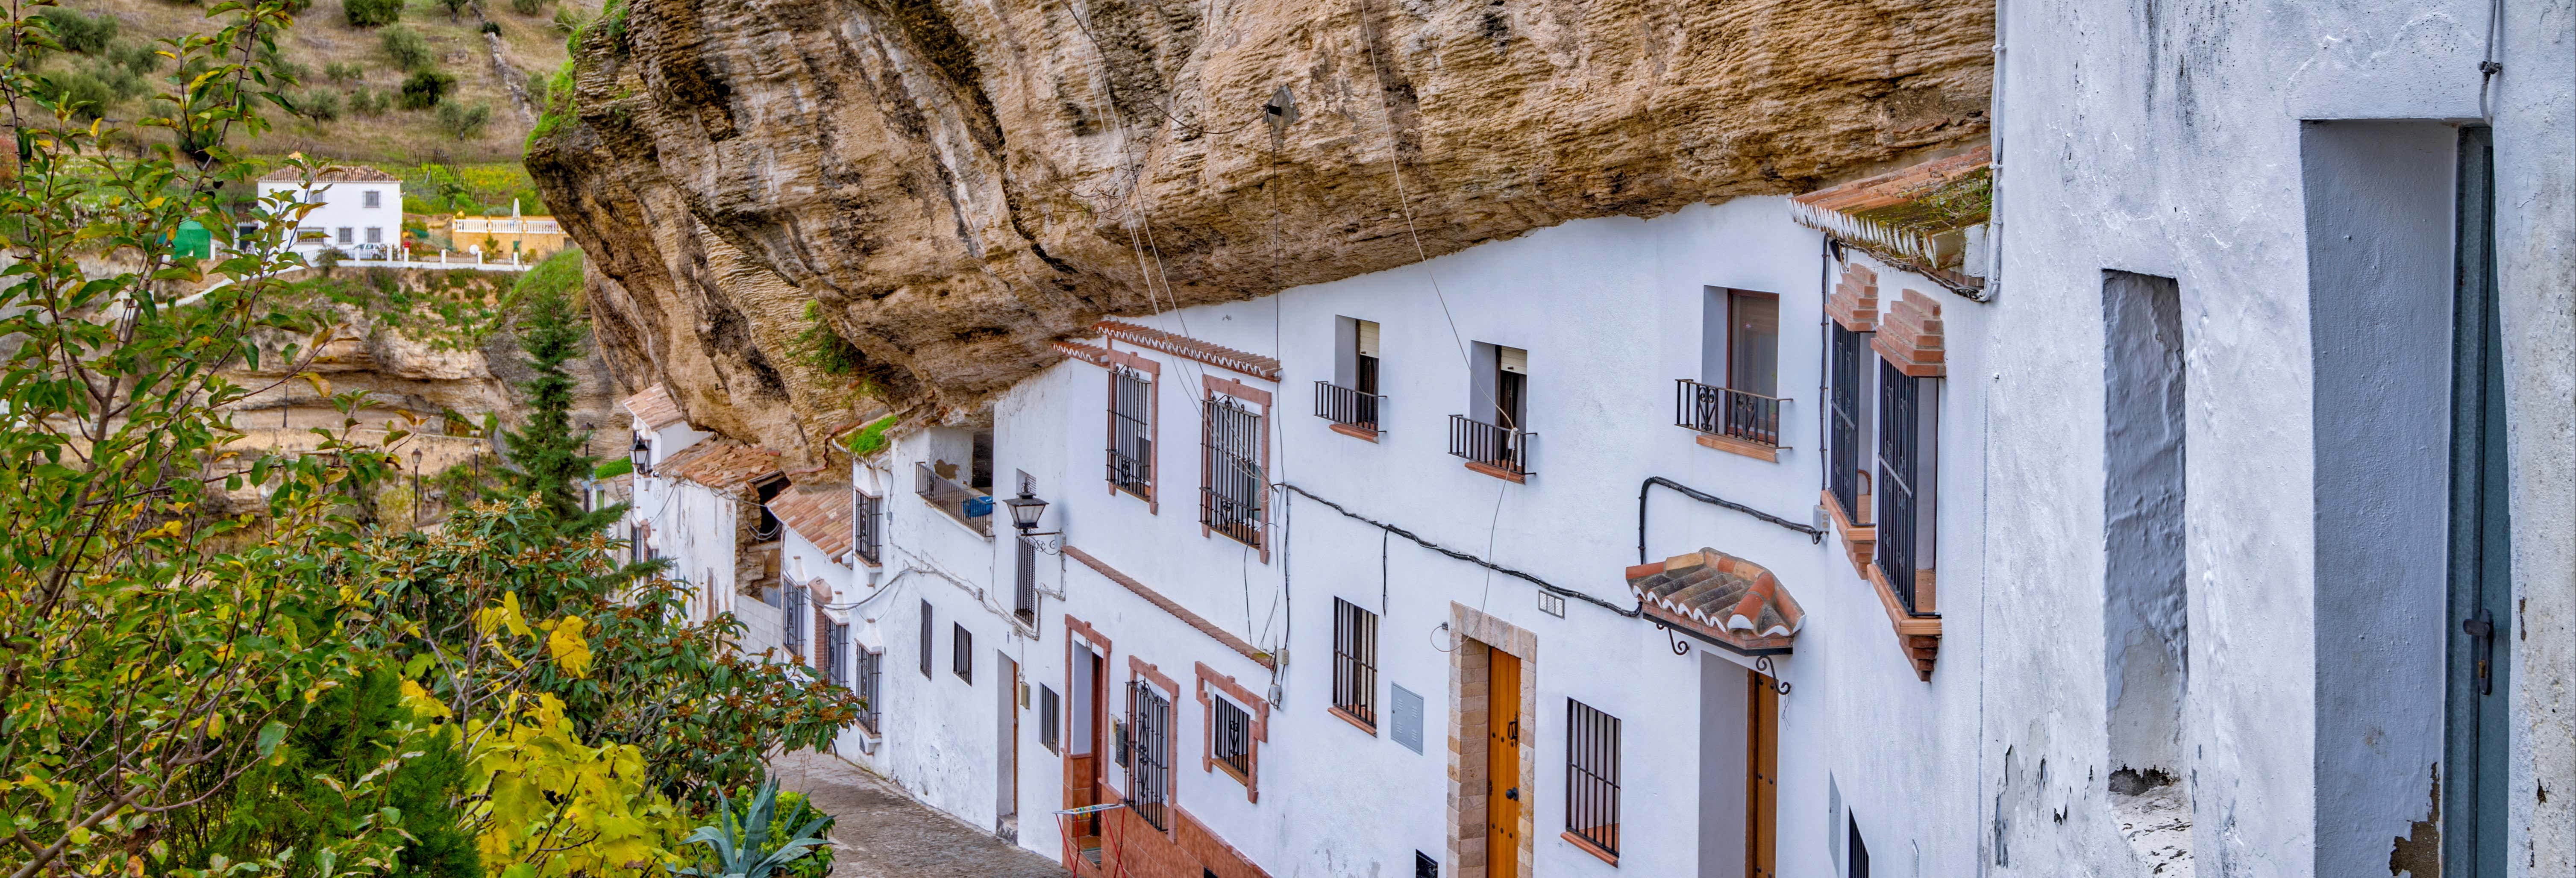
[1447,414,1535,477]
[1829,325,1868,521]
[1039,684,1060,753]
[1107,367,1154,499]
[1875,358,1924,613]
[782,586,807,660]
[1014,534,1039,624]
[1126,681,1171,831]
[855,648,882,733]
[1414,852,1439,878]
[1210,693,1253,780]
[952,623,973,683]
[825,622,849,688]
[1331,598,1379,728]
[1675,378,1784,447]
[852,490,882,566]
[1313,380,1385,432]
[917,600,934,678]
[1565,699,1623,857]
[1200,396,1263,546]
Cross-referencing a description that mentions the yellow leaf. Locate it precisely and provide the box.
[547,615,593,678]
[398,679,450,719]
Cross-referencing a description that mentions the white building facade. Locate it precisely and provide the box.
[254,167,404,258]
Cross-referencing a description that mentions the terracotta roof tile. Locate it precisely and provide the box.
[621,385,688,429]
[1627,547,1804,655]
[658,440,781,491]
[259,165,401,182]
[767,481,854,559]
[1093,321,1281,380]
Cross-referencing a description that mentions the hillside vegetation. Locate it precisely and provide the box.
[49,0,595,164]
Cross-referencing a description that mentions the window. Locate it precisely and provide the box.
[365,227,382,244]
[1680,289,1784,448]
[855,647,882,733]
[1331,599,1379,728]
[754,477,787,541]
[1565,699,1622,860]
[918,600,935,678]
[1827,325,1871,522]
[1317,317,1383,431]
[363,190,381,208]
[1727,290,1780,396]
[336,227,354,244]
[1108,367,1154,498]
[952,623,973,683]
[1847,815,1871,878]
[852,490,881,566]
[1414,852,1439,878]
[1875,359,1934,612]
[1200,395,1263,546]
[1452,344,1534,477]
[1039,684,1060,753]
[823,621,849,686]
[1126,681,1171,831]
[1495,346,1527,429]
[1210,693,1252,779]
[783,586,807,659]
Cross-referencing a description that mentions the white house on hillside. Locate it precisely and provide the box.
[255,166,402,259]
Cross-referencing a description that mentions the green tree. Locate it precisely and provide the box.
[344,0,402,27]
[437,0,474,22]
[382,23,431,70]
[496,269,617,531]
[400,69,455,109]
[436,100,494,140]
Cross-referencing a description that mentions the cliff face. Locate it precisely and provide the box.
[527,0,1991,462]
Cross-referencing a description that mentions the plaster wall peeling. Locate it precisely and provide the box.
[524,0,1992,465]
[1990,0,2575,875]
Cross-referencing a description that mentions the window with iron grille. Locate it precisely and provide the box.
[783,586,807,659]
[1565,699,1622,857]
[1200,396,1263,546]
[1828,325,1868,522]
[855,648,882,733]
[1126,681,1171,831]
[1014,535,1038,624]
[1210,693,1253,780]
[1107,368,1154,499]
[825,622,849,688]
[918,600,934,678]
[952,623,973,683]
[1039,684,1060,753]
[1331,599,1379,728]
[1414,852,1439,878]
[1875,358,1928,613]
[852,490,881,566]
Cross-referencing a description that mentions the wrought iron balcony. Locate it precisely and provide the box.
[1675,379,1784,448]
[914,461,993,536]
[1448,414,1534,478]
[1313,381,1386,433]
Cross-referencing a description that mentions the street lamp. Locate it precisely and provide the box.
[631,432,652,476]
[1003,490,1049,532]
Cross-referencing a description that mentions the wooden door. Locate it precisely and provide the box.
[1747,675,1780,878]
[1486,646,1522,878]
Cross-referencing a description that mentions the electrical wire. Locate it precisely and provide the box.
[1279,482,1640,618]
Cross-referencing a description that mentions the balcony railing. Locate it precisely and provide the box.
[914,461,993,536]
[1313,381,1386,433]
[1676,379,1783,447]
[1106,446,1152,499]
[1448,415,1534,478]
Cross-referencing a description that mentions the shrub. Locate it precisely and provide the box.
[435,0,473,21]
[106,42,162,75]
[381,24,432,70]
[324,60,364,82]
[435,101,493,139]
[479,20,500,35]
[343,0,402,26]
[511,0,546,13]
[37,9,119,54]
[299,88,344,120]
[347,86,391,115]
[398,70,455,109]
[551,4,589,32]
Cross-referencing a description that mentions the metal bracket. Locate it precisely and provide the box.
[1754,655,1793,696]
[1654,622,1690,656]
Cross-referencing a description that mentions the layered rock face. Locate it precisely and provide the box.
[528,0,1991,462]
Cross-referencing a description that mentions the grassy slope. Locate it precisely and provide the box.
[69,0,593,165]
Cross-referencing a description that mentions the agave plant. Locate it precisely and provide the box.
[673,779,837,878]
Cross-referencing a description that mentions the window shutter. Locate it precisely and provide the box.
[1498,346,1528,375]
[1357,320,1381,357]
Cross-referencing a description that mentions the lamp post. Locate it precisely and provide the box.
[631,432,652,476]
[1002,490,1062,553]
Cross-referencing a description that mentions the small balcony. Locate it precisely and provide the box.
[1448,414,1534,482]
[1676,379,1786,461]
[1313,381,1386,440]
[915,461,994,537]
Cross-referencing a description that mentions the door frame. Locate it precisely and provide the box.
[1446,602,1537,878]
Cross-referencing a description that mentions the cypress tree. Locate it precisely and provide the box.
[498,276,622,533]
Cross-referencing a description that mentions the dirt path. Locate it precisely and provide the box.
[770,750,1064,878]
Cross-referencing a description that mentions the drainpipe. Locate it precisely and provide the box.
[1819,234,1838,508]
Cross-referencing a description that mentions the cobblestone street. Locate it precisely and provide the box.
[772,751,1063,878]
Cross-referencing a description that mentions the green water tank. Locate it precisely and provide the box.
[173,220,211,259]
